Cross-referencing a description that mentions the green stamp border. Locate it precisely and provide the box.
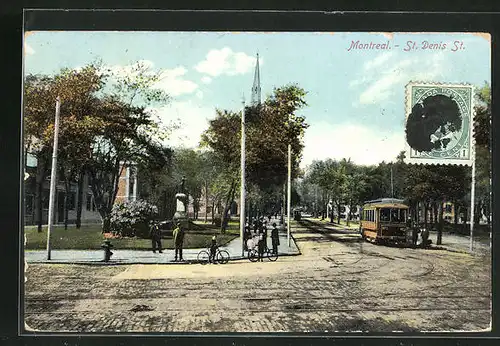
[404,82,475,166]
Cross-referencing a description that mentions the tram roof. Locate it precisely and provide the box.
[362,198,408,208]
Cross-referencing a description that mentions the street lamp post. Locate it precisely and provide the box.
[287,141,291,247]
[46,96,61,260]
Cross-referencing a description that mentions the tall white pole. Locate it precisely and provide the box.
[287,143,292,247]
[390,164,394,198]
[46,96,61,260]
[240,97,246,256]
[470,152,476,253]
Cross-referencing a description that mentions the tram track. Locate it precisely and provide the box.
[23,218,491,332]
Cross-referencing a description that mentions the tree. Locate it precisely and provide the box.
[473,83,491,226]
[201,84,309,232]
[24,64,105,231]
[84,61,171,231]
[24,61,173,232]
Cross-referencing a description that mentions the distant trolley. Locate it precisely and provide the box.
[359,198,409,244]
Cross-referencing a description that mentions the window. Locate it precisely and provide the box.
[380,208,390,222]
[391,208,401,222]
[445,204,452,213]
[129,166,136,199]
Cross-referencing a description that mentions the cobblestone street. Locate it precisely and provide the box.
[24,219,491,333]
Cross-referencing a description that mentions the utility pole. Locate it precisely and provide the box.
[239,96,246,257]
[46,96,61,260]
[470,151,476,252]
[390,163,394,198]
[287,142,292,247]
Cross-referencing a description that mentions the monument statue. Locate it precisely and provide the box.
[173,176,188,228]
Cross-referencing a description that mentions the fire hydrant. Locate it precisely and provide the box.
[101,240,114,262]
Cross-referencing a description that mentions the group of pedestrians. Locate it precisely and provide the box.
[243,216,281,261]
[149,220,185,261]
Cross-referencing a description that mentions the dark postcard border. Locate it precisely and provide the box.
[1,7,498,346]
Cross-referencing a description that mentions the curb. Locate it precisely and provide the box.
[27,250,302,266]
[25,232,303,266]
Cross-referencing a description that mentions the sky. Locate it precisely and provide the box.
[24,31,491,168]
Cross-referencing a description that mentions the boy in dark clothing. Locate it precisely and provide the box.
[257,231,266,262]
[149,221,163,253]
[271,222,280,254]
[243,224,252,251]
[172,222,185,261]
[209,235,217,263]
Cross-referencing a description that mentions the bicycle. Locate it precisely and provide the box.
[197,246,230,264]
[247,245,278,262]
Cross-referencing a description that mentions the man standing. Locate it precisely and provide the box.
[173,221,185,261]
[257,229,266,262]
[149,221,163,254]
[271,222,280,254]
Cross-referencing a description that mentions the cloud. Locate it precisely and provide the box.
[155,66,198,96]
[153,100,215,148]
[201,76,212,84]
[351,51,448,106]
[301,121,405,168]
[24,42,35,55]
[103,60,198,97]
[194,47,258,77]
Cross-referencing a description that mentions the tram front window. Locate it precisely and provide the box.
[380,208,391,222]
[391,209,402,222]
[380,208,406,222]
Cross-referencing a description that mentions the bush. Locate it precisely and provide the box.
[213,214,222,227]
[109,200,159,238]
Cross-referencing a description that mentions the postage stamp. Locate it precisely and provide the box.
[21,15,492,335]
[405,82,474,166]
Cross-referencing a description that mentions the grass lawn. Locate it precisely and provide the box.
[24,221,240,250]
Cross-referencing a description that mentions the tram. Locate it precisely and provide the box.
[359,198,409,244]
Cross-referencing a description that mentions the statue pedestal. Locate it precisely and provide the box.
[173,192,189,228]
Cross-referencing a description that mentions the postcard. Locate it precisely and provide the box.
[23,30,491,333]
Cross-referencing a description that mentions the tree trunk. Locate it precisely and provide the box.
[64,179,70,230]
[424,202,428,230]
[474,201,481,226]
[204,181,208,224]
[433,202,438,226]
[211,202,215,225]
[463,206,468,233]
[336,202,341,224]
[35,156,48,232]
[75,169,84,229]
[487,202,491,227]
[346,202,352,227]
[221,180,236,234]
[437,200,444,245]
[453,202,458,232]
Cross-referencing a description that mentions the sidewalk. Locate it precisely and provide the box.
[428,230,491,255]
[24,226,300,265]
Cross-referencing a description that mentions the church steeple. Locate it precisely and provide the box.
[251,53,261,106]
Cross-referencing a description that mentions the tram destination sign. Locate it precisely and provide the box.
[404,82,474,166]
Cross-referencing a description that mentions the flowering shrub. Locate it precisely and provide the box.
[109,200,159,238]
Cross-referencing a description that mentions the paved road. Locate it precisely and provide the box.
[24,218,491,333]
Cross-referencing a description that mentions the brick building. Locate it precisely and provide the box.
[24,154,137,225]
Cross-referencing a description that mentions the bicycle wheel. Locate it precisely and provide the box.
[267,249,278,262]
[217,250,230,264]
[248,249,259,262]
[197,250,210,264]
